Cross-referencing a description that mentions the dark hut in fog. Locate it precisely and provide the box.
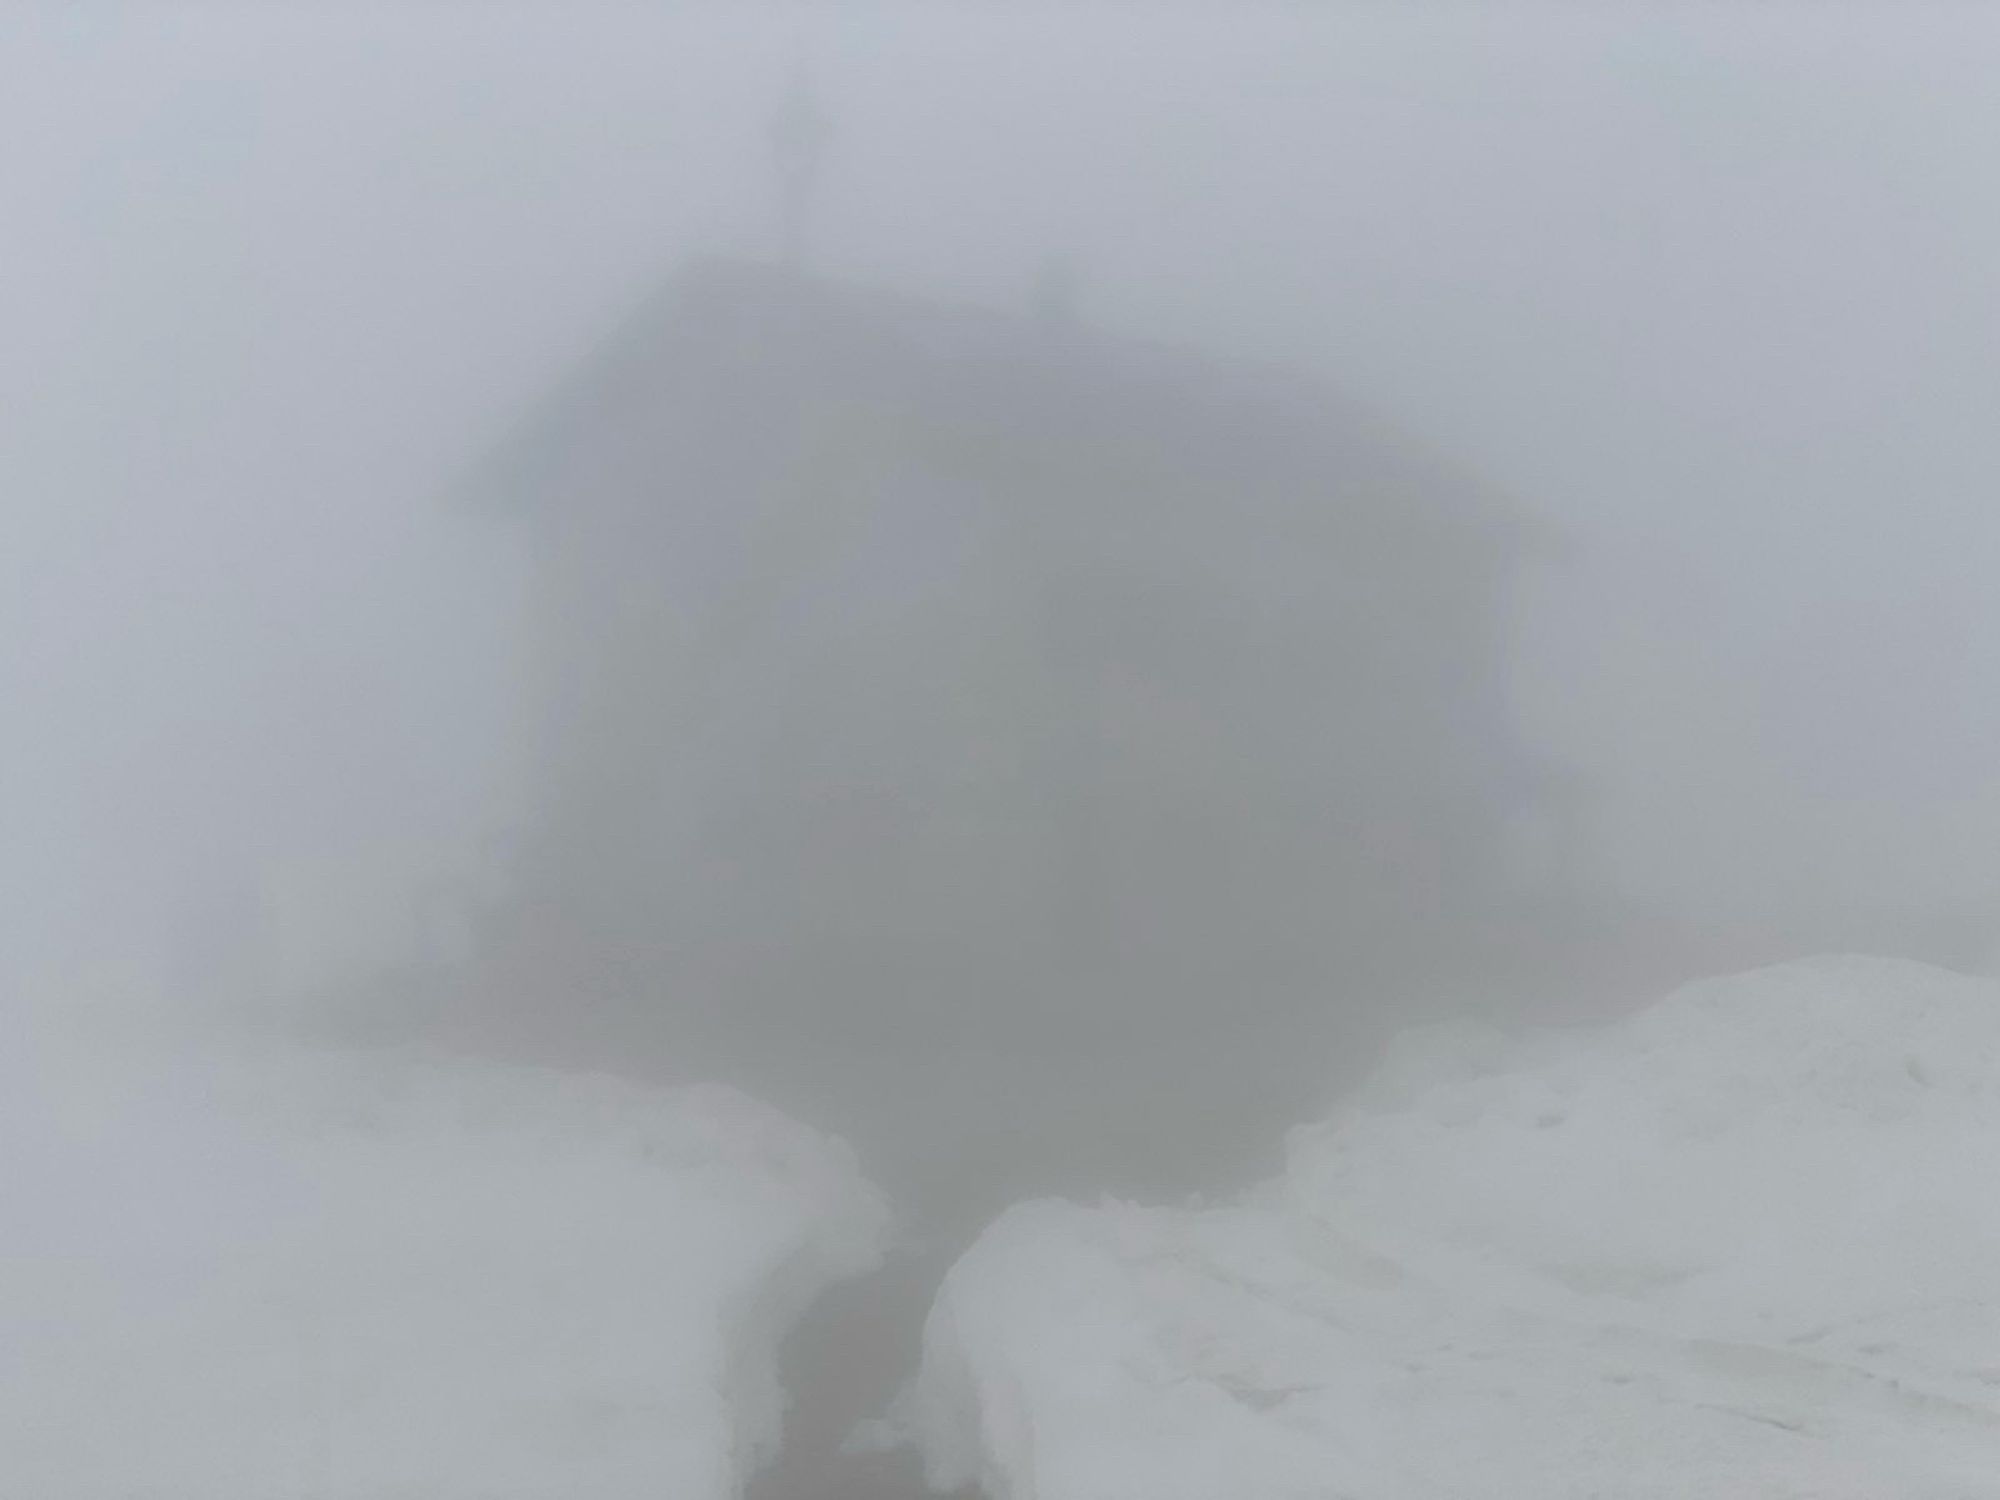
[465,258,1556,1064]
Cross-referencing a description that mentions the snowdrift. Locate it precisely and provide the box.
[905,956,2000,1498]
[0,1008,887,1499]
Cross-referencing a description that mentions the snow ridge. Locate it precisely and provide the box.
[907,957,2000,1499]
[0,1017,888,1500]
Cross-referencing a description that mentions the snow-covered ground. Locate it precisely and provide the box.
[0,999,887,1499]
[904,956,2000,1498]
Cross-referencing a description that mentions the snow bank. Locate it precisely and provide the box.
[0,1009,887,1499]
[906,956,2000,1498]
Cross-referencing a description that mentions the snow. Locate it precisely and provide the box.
[904,956,2000,1498]
[0,1002,888,1499]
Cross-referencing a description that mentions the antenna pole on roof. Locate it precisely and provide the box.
[769,61,832,270]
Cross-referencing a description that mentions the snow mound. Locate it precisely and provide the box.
[0,1013,888,1500]
[905,956,2000,1498]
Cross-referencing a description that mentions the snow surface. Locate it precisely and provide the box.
[905,956,2000,1498]
[0,1002,887,1499]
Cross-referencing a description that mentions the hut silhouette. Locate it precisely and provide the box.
[456,257,1562,1137]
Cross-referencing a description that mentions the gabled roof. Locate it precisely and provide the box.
[459,256,1536,556]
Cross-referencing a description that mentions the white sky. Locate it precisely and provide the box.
[6,2,1999,990]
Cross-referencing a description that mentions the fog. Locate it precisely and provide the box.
[5,3,1999,1494]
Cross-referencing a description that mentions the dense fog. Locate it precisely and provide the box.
[11,5,1998,1011]
[5,6,1999,1497]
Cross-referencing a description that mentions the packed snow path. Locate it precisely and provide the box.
[904,956,2000,1499]
[0,1007,887,1499]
